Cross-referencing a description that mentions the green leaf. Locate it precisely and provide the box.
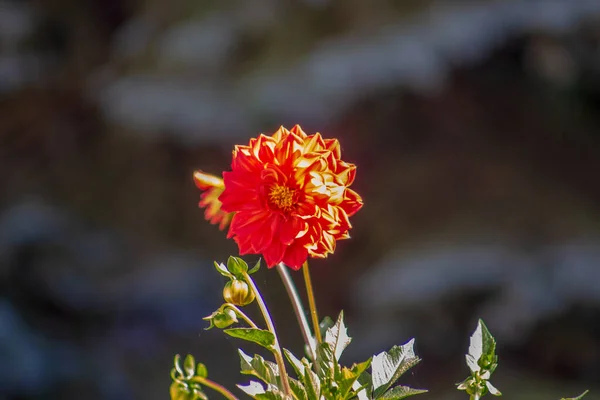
[284,348,307,377]
[561,390,589,400]
[183,355,195,378]
[195,363,208,378]
[214,261,233,278]
[248,259,261,274]
[302,359,321,400]
[337,359,372,399]
[316,342,335,377]
[324,311,352,361]
[239,349,280,386]
[371,339,421,398]
[467,319,497,374]
[227,256,248,278]
[289,377,308,400]
[237,381,266,398]
[224,328,275,350]
[379,386,427,400]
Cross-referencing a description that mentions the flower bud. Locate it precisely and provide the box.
[203,308,238,330]
[213,308,238,329]
[223,279,255,306]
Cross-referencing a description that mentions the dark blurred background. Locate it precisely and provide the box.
[1,0,600,399]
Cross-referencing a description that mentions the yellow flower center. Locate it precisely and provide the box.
[268,185,296,212]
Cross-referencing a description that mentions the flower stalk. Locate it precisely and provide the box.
[276,262,316,360]
[193,376,239,400]
[224,303,259,329]
[242,271,292,396]
[302,261,322,344]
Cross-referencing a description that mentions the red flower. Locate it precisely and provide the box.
[193,170,233,231]
[218,125,362,270]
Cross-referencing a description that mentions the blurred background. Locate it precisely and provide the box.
[1,0,600,399]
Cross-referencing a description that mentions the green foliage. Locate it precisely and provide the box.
[457,320,501,399]
[285,312,424,400]
[371,340,424,399]
[239,349,281,387]
[172,255,592,400]
[170,354,209,400]
[237,311,424,400]
[224,328,276,350]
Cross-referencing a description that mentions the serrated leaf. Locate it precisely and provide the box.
[372,339,421,398]
[561,390,589,400]
[467,319,496,373]
[485,381,501,396]
[248,259,261,274]
[214,261,233,278]
[239,349,280,386]
[224,328,275,350]
[238,381,266,398]
[227,256,248,278]
[324,311,352,361]
[284,348,306,377]
[379,386,427,400]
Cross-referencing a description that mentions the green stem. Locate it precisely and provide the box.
[276,262,316,361]
[243,272,292,397]
[302,261,322,344]
[224,303,259,329]
[194,377,239,400]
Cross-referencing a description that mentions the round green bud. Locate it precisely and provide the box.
[223,279,255,306]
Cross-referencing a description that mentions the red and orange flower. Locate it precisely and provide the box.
[215,125,362,270]
[193,170,233,231]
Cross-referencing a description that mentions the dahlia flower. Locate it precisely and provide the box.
[218,125,362,269]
